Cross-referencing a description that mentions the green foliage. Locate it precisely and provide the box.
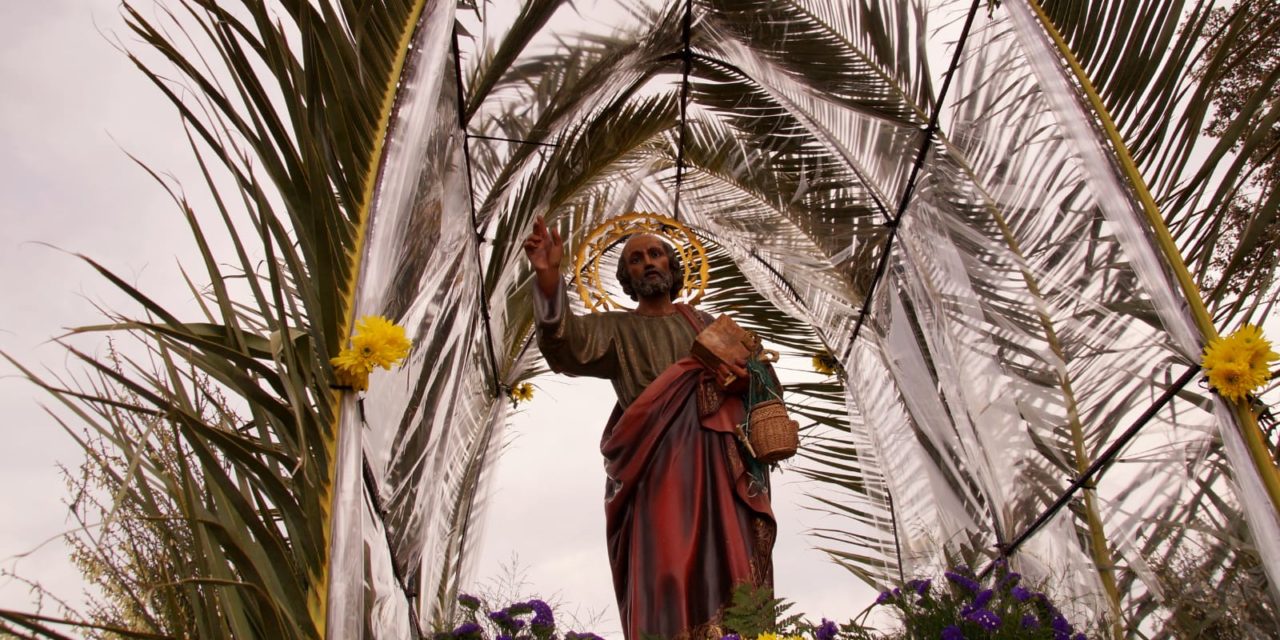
[865,566,1093,640]
[431,592,603,640]
[61,345,206,638]
[684,570,1096,640]
[722,583,806,638]
[5,0,1280,637]
[1150,548,1278,639]
[1195,0,1280,302]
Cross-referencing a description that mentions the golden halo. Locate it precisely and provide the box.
[572,211,709,313]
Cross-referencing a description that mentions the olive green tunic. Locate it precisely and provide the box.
[534,282,700,408]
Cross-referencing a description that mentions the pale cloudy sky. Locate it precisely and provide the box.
[1,0,211,615]
[0,1,873,632]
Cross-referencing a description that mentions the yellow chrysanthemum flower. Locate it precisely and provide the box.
[755,633,780,640]
[332,363,370,392]
[1202,324,1278,402]
[812,351,838,376]
[331,347,376,374]
[510,382,535,404]
[352,315,412,368]
[330,315,412,391]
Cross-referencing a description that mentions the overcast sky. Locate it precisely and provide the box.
[0,1,873,633]
[1,0,213,617]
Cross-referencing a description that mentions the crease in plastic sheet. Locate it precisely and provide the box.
[782,0,1280,624]
[324,0,508,635]
[319,0,1280,633]
[1004,0,1280,610]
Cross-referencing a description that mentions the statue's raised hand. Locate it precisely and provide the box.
[523,215,563,297]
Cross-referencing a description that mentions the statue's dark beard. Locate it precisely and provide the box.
[632,271,674,299]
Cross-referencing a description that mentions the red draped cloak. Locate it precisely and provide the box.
[600,356,775,640]
[534,286,776,639]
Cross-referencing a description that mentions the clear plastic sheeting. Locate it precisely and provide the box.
[327,0,511,635]
[1003,0,1280,608]
[324,0,1279,635]
[808,0,1276,626]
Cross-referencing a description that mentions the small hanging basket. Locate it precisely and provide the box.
[747,399,799,463]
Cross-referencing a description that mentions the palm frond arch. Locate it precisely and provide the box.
[5,0,1279,638]
[340,0,1280,634]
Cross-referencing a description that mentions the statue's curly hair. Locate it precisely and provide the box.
[615,234,684,301]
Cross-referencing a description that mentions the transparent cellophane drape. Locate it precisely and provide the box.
[328,0,511,637]
[705,0,1277,627]
[817,0,1276,625]
[326,0,1279,635]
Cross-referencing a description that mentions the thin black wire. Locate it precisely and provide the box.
[451,25,503,398]
[842,0,983,361]
[672,0,694,221]
[466,132,559,148]
[886,490,906,585]
[977,364,1203,579]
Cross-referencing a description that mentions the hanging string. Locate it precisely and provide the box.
[672,0,694,221]
[451,25,503,398]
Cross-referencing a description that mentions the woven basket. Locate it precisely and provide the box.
[748,399,799,463]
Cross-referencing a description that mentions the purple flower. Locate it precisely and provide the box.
[1051,614,1072,633]
[1011,585,1032,602]
[1072,634,1088,640]
[496,635,513,640]
[720,635,742,640]
[944,570,981,593]
[1021,613,1040,629]
[488,609,526,632]
[1051,614,1075,640]
[974,589,993,609]
[450,621,483,638]
[906,579,931,596]
[940,625,965,640]
[965,608,1002,631]
[457,593,481,610]
[875,589,894,605]
[815,618,838,640]
[960,589,994,617]
[998,572,1022,590]
[524,599,554,629]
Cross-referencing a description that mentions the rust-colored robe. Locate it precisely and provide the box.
[534,284,775,640]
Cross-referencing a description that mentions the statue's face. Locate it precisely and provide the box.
[621,234,675,299]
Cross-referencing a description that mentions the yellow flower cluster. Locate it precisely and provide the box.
[1201,324,1278,402]
[509,382,535,404]
[812,351,839,376]
[754,634,804,640]
[330,316,412,392]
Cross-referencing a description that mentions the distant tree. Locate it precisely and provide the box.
[1197,0,1280,298]
[61,342,227,639]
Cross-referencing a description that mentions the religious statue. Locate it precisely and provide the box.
[522,214,777,640]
